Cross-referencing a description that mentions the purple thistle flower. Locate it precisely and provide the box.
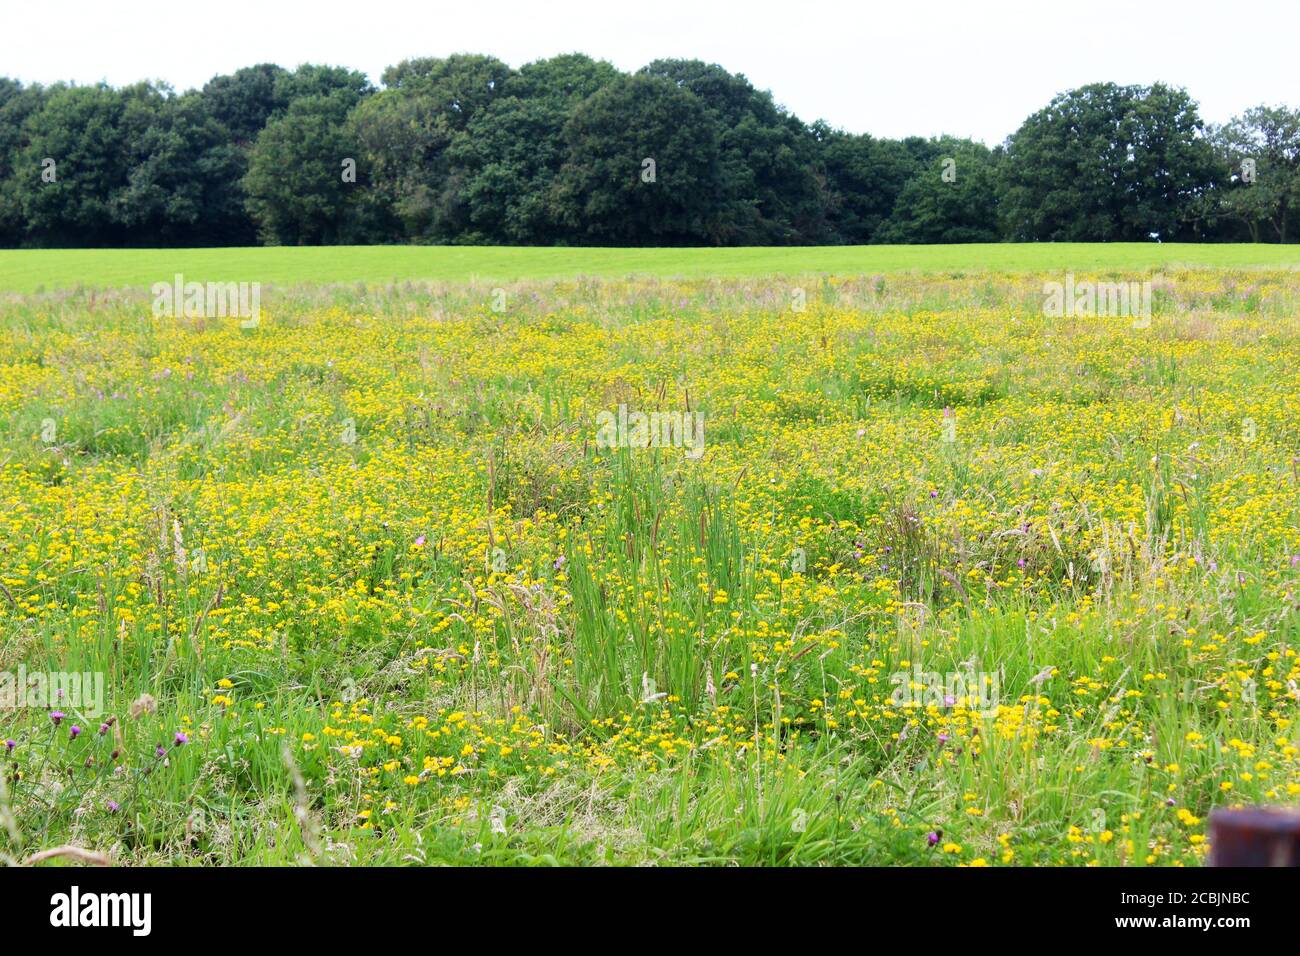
[69,725,81,739]
[174,732,189,747]
[4,739,14,753]
[50,711,65,726]
[99,722,110,736]
[106,800,120,812]
[155,745,166,759]
[927,830,941,846]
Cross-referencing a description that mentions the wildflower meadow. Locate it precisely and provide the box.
[2,266,1298,867]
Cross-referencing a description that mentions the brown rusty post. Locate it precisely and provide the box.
[1208,807,1300,866]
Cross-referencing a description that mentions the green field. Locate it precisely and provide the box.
[3,261,1300,866]
[3,242,1300,293]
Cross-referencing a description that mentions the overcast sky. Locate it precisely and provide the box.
[3,0,1295,144]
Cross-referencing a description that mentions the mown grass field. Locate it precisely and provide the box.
[1,262,1299,866]
[2,242,1300,294]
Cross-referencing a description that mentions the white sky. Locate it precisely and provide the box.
[2,0,1296,144]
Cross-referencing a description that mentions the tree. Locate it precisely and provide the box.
[452,95,569,243]
[639,59,827,243]
[818,129,921,243]
[194,65,296,244]
[240,65,375,244]
[276,64,373,111]
[503,53,618,105]
[553,74,724,244]
[244,94,368,245]
[103,87,252,245]
[10,83,134,246]
[1211,106,1300,242]
[876,138,1003,244]
[201,64,290,146]
[351,55,513,242]
[0,79,49,245]
[1000,83,1218,241]
[3,56,1290,249]
[452,55,620,243]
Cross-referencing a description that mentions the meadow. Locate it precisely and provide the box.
[3,242,1300,295]
[1,261,1299,866]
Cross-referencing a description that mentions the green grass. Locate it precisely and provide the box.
[2,267,1299,866]
[3,243,1300,293]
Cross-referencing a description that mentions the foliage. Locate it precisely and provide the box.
[0,63,1296,247]
[1209,106,1300,243]
[1000,83,1220,242]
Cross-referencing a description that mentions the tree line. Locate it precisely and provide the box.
[1,54,1297,247]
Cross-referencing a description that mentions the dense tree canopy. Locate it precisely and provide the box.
[0,58,1294,247]
[875,138,1002,244]
[1000,83,1219,242]
[201,64,290,147]
[640,59,826,244]
[9,83,136,246]
[1209,106,1300,242]
[554,73,725,244]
